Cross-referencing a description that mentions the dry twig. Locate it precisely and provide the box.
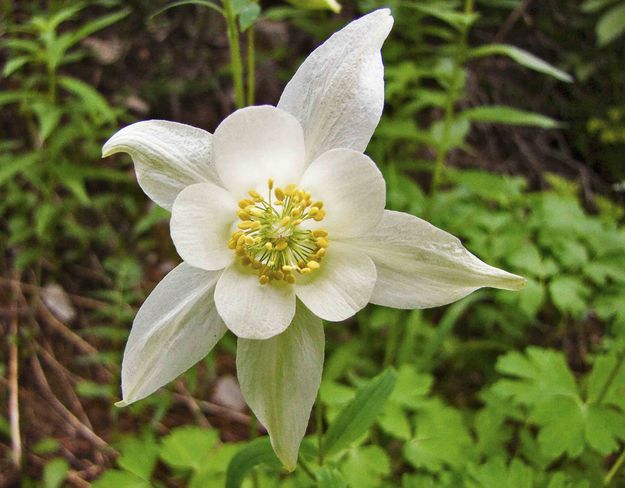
[30,354,116,455]
[8,277,22,469]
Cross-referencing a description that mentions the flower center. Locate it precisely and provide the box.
[228,179,329,285]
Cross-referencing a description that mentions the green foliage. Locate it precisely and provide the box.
[582,0,625,46]
[323,368,397,457]
[3,1,624,487]
[0,2,132,271]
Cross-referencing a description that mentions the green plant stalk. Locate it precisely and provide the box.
[605,445,625,486]
[247,25,256,105]
[316,399,324,465]
[383,320,402,368]
[430,0,474,198]
[298,456,317,481]
[222,0,245,108]
[597,350,625,405]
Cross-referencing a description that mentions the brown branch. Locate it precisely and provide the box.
[0,276,108,310]
[35,298,99,356]
[36,346,93,429]
[172,393,262,431]
[30,354,116,455]
[175,381,212,428]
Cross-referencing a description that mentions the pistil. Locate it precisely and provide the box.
[228,179,329,284]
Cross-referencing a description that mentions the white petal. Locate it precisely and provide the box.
[213,106,306,199]
[278,9,393,161]
[102,120,220,210]
[170,182,237,271]
[121,263,226,404]
[345,210,526,309]
[236,301,324,470]
[214,265,296,339]
[298,148,385,238]
[295,241,376,321]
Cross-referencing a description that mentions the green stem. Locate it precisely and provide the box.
[316,399,324,466]
[298,456,316,481]
[383,321,402,368]
[222,0,245,108]
[430,0,474,200]
[246,25,256,105]
[597,351,625,405]
[605,446,625,486]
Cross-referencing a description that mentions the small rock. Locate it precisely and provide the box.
[42,284,76,322]
[211,375,246,412]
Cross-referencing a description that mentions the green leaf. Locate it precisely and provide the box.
[584,405,625,454]
[467,457,534,488]
[0,153,39,186]
[225,438,281,488]
[32,438,60,455]
[43,458,69,488]
[151,0,224,17]
[403,399,473,472]
[461,106,562,128]
[285,0,341,13]
[549,276,590,317]
[582,0,619,13]
[238,2,261,31]
[58,75,115,122]
[597,3,625,45]
[493,347,579,405]
[160,426,219,470]
[32,102,62,142]
[3,56,30,77]
[532,396,585,459]
[405,3,479,29]
[323,368,397,456]
[34,203,57,239]
[468,44,573,82]
[316,466,348,487]
[117,436,159,481]
[341,445,391,488]
[67,9,131,48]
[429,118,470,151]
[92,470,151,488]
[586,353,625,410]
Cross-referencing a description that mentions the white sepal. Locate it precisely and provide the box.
[121,263,226,404]
[347,210,526,309]
[102,120,220,210]
[236,301,324,470]
[278,9,393,161]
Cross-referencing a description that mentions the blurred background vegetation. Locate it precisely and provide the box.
[1,0,625,486]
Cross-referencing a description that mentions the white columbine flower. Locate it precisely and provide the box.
[103,9,524,469]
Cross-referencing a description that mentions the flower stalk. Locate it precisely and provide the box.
[430,0,475,199]
[222,0,245,108]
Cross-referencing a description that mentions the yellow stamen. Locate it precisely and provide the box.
[229,182,329,285]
